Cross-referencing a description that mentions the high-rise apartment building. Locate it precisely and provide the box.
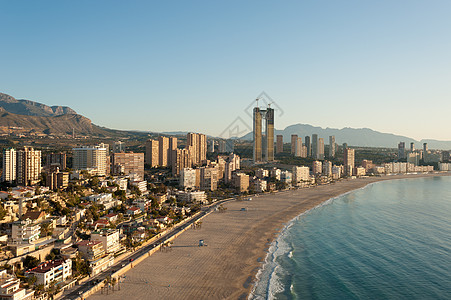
[112,152,145,180]
[158,136,169,167]
[46,152,66,170]
[305,136,311,157]
[187,133,207,166]
[410,142,415,152]
[73,145,107,176]
[423,143,428,153]
[276,135,283,154]
[253,106,274,162]
[291,135,298,155]
[312,160,322,175]
[312,134,318,159]
[172,148,191,176]
[200,166,218,191]
[17,147,42,186]
[1,148,16,183]
[329,136,335,158]
[343,147,355,176]
[398,142,406,160]
[145,139,159,167]
[295,137,302,157]
[113,141,125,153]
[253,107,263,162]
[318,138,325,160]
[169,137,178,167]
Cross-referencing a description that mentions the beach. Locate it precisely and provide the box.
[89,173,449,300]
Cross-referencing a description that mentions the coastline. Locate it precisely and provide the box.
[89,173,450,300]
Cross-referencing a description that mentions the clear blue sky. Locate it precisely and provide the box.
[1,1,451,140]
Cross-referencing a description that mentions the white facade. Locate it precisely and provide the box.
[292,166,310,186]
[26,259,72,287]
[180,168,197,189]
[1,148,16,183]
[177,191,207,204]
[91,229,121,254]
[73,146,107,176]
[11,219,40,243]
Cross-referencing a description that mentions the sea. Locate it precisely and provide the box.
[250,176,451,300]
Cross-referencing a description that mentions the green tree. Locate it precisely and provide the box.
[23,256,40,270]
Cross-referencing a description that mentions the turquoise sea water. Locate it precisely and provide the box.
[250,176,451,300]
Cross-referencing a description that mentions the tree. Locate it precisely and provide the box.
[23,256,40,270]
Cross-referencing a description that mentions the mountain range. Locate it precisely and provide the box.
[1,92,450,149]
[0,92,140,138]
[241,124,451,150]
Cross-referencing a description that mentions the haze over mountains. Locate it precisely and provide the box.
[241,124,451,150]
[1,92,450,149]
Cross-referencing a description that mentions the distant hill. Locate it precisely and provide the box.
[0,92,143,138]
[0,92,76,117]
[240,123,451,150]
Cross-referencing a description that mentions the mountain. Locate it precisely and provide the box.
[240,123,451,150]
[0,92,141,138]
[0,93,76,117]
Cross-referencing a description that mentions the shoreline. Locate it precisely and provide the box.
[90,172,450,300]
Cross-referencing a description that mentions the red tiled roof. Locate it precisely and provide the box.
[28,260,65,273]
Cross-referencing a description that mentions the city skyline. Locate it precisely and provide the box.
[1,1,451,140]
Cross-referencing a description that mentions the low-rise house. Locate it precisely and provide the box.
[126,206,141,216]
[22,211,46,224]
[0,269,35,300]
[26,259,72,287]
[102,213,118,223]
[93,219,109,230]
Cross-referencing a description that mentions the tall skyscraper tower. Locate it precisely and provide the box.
[253,107,262,162]
[265,108,274,161]
[312,134,318,159]
[305,136,311,157]
[253,105,274,162]
[276,135,283,154]
[329,136,335,158]
[158,136,169,167]
[398,142,406,160]
[291,135,298,155]
[343,147,355,176]
[145,139,159,167]
[318,138,325,160]
[410,142,415,152]
[17,147,41,186]
[1,148,16,183]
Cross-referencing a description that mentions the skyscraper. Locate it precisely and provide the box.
[46,152,67,170]
[265,108,274,161]
[1,148,16,183]
[344,147,355,176]
[291,135,298,155]
[17,147,42,186]
[318,138,325,160]
[145,139,159,167]
[305,136,311,157]
[253,106,274,162]
[253,107,262,162]
[276,135,283,154]
[398,142,406,160]
[172,148,191,176]
[296,137,302,157]
[158,136,169,167]
[312,134,318,159]
[187,133,207,166]
[73,145,107,176]
[169,137,178,167]
[329,136,335,158]
[112,152,145,180]
[410,142,415,152]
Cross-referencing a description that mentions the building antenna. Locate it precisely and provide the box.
[256,98,260,108]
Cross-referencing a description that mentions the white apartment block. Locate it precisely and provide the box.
[11,219,40,243]
[180,168,197,190]
[26,259,72,287]
[1,148,16,183]
[91,229,121,254]
[292,166,310,186]
[73,145,108,176]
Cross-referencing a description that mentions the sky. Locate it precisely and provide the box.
[1,1,451,141]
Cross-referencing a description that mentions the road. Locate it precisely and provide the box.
[64,198,234,300]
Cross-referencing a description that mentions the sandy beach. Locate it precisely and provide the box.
[89,173,449,300]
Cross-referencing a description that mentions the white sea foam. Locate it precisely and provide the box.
[249,184,376,300]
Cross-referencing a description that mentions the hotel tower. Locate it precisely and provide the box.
[253,105,274,162]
